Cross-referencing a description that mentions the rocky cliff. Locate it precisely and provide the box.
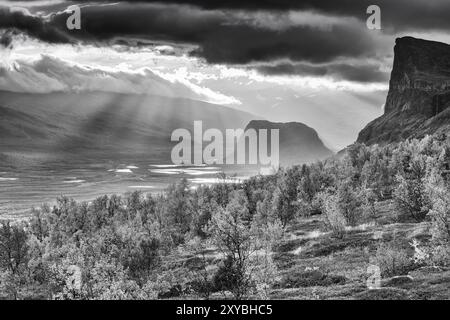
[358,37,450,145]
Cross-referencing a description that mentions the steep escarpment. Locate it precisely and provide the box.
[358,37,450,145]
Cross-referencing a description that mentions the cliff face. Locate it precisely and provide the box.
[244,120,333,166]
[358,37,450,145]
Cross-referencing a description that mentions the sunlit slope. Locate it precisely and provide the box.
[0,90,256,162]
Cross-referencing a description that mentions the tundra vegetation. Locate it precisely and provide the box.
[0,134,449,300]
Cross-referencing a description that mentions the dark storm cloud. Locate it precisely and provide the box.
[49,3,225,44]
[0,3,385,65]
[6,1,442,83]
[0,7,73,44]
[0,3,392,83]
[50,0,450,32]
[43,3,384,65]
[257,62,390,83]
[0,31,13,47]
[193,24,381,64]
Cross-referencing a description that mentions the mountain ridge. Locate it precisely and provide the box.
[0,90,258,165]
[244,119,334,166]
[357,37,450,145]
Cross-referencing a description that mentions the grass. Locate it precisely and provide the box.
[269,200,449,300]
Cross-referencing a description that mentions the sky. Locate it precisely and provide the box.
[1,0,450,150]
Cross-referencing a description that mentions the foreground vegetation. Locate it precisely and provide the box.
[0,134,449,299]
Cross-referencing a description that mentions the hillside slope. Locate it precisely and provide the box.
[0,90,257,162]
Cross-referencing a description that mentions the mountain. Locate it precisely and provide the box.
[0,90,256,165]
[358,37,450,145]
[244,120,333,166]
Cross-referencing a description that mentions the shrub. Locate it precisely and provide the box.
[183,237,215,299]
[358,186,378,218]
[251,253,279,299]
[271,186,296,227]
[320,192,347,238]
[278,269,346,288]
[429,245,450,267]
[394,175,431,221]
[374,243,413,277]
[393,155,431,222]
[425,170,450,243]
[208,190,283,299]
[0,221,29,275]
[335,181,363,226]
[212,256,248,298]
[208,192,255,299]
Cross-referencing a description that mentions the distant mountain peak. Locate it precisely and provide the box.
[245,120,333,166]
[358,37,450,145]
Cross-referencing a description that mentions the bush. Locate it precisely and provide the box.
[358,186,378,218]
[394,175,431,221]
[278,269,346,288]
[320,192,347,238]
[189,278,215,299]
[319,180,366,237]
[429,245,450,267]
[425,170,450,243]
[212,256,248,298]
[183,237,215,299]
[393,155,431,222]
[207,191,255,299]
[0,221,29,275]
[374,243,413,277]
[335,181,362,226]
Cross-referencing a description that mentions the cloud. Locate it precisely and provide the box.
[0,30,14,47]
[0,3,394,82]
[0,52,241,104]
[192,22,386,64]
[68,0,450,32]
[256,61,390,83]
[45,3,389,64]
[0,1,66,7]
[0,6,73,44]
[3,0,447,85]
